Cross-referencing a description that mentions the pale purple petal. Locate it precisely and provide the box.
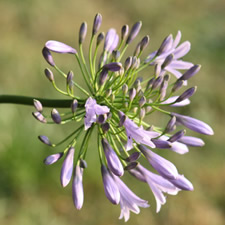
[45,40,77,54]
[178,136,205,147]
[173,41,191,59]
[104,29,117,52]
[168,60,193,70]
[172,30,181,49]
[169,174,194,191]
[172,113,214,135]
[162,96,190,107]
[165,66,183,79]
[60,147,74,187]
[109,34,119,52]
[72,165,84,210]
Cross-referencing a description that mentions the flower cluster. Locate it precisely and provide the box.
[33,13,214,221]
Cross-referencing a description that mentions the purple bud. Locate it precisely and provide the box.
[101,165,120,205]
[124,162,138,170]
[61,147,75,187]
[45,40,77,54]
[151,139,172,149]
[125,152,141,162]
[44,68,54,82]
[172,113,214,135]
[140,35,150,51]
[92,13,102,35]
[139,96,146,107]
[124,56,132,71]
[172,79,184,92]
[119,114,126,127]
[102,138,124,177]
[139,145,178,179]
[112,50,120,61]
[80,159,88,168]
[97,114,107,124]
[121,25,129,40]
[79,22,87,44]
[146,78,155,91]
[169,174,194,191]
[168,129,186,143]
[67,71,74,85]
[72,165,84,210]
[33,99,43,112]
[178,136,205,147]
[180,65,201,81]
[160,75,170,100]
[175,86,197,103]
[71,99,78,113]
[129,88,136,101]
[96,32,105,46]
[42,47,55,66]
[161,54,174,69]
[104,29,117,52]
[103,62,122,72]
[152,76,163,90]
[122,84,128,95]
[139,108,146,120]
[38,135,52,146]
[51,108,61,124]
[156,34,173,56]
[99,69,108,86]
[44,152,64,165]
[126,21,142,44]
[32,112,47,123]
[133,42,141,56]
[165,116,176,133]
[102,122,110,133]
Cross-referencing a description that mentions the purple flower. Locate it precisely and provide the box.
[162,96,190,107]
[120,112,159,150]
[172,112,214,135]
[44,152,64,165]
[147,31,193,82]
[60,147,74,187]
[72,165,84,210]
[104,29,118,52]
[136,165,179,212]
[45,40,77,54]
[169,174,194,191]
[139,145,178,179]
[113,175,149,222]
[102,138,124,177]
[84,97,110,130]
[101,165,120,204]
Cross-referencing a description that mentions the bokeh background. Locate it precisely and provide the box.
[0,0,224,224]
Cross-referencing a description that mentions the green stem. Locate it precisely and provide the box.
[0,95,85,108]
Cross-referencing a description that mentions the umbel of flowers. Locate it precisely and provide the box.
[33,13,214,221]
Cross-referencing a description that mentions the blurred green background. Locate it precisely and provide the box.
[0,0,225,224]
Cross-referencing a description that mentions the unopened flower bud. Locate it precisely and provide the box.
[124,162,139,170]
[172,79,184,92]
[51,108,61,124]
[139,108,146,120]
[71,99,78,113]
[126,21,142,44]
[124,56,132,71]
[125,152,141,162]
[122,84,128,95]
[121,25,129,40]
[92,13,102,35]
[103,62,122,72]
[44,152,63,165]
[129,88,136,101]
[152,76,163,90]
[97,114,107,124]
[119,114,126,127]
[161,54,174,69]
[133,42,141,56]
[79,22,87,44]
[42,47,55,66]
[133,107,138,114]
[156,34,173,56]
[97,32,105,46]
[44,68,54,82]
[105,89,112,98]
[180,64,201,81]
[165,116,176,133]
[102,122,110,133]
[146,78,154,91]
[32,112,47,123]
[168,130,186,142]
[139,96,146,107]
[175,86,197,103]
[67,71,74,85]
[99,69,108,86]
[33,99,43,112]
[38,135,52,146]
[112,50,120,61]
[140,35,150,51]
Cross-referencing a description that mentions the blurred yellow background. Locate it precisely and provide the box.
[0,0,224,224]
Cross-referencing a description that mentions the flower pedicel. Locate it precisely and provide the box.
[36,13,214,221]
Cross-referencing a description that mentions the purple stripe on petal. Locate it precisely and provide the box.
[45,40,77,54]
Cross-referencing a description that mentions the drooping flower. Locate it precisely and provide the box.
[84,97,110,130]
[113,174,149,222]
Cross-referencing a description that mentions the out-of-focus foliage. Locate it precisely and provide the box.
[0,0,224,224]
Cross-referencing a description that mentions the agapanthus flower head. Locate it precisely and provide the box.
[37,13,213,221]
